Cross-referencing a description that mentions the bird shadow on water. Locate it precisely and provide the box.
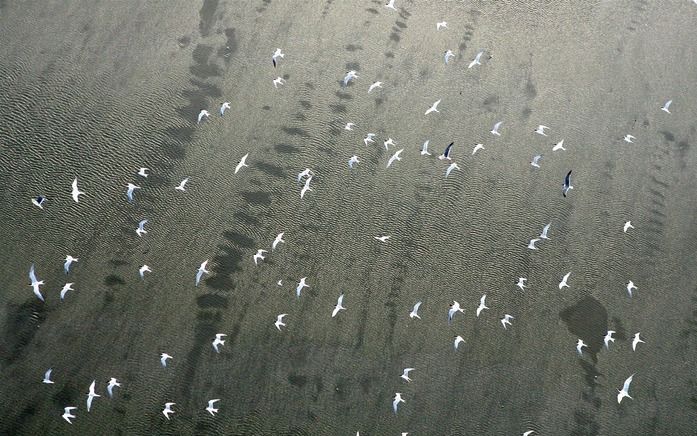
[0,300,49,364]
[559,296,608,364]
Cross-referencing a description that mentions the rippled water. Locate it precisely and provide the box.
[2,0,697,435]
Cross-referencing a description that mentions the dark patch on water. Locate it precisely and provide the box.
[345,44,362,52]
[288,373,308,388]
[197,294,229,309]
[366,7,378,14]
[1,403,37,436]
[560,296,607,362]
[199,0,220,38]
[104,274,125,286]
[240,191,272,206]
[177,35,191,48]
[658,130,675,142]
[274,143,300,154]
[0,300,48,364]
[282,126,310,137]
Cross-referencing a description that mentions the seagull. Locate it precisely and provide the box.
[420,140,431,156]
[43,368,55,384]
[409,301,422,319]
[448,301,465,323]
[552,139,566,151]
[559,272,571,289]
[623,221,634,233]
[137,167,149,178]
[393,393,404,414]
[363,133,376,146]
[368,81,383,93]
[62,406,77,424]
[624,134,635,143]
[436,21,448,30]
[139,265,152,279]
[632,332,645,351]
[531,155,542,168]
[348,155,360,169]
[516,277,527,291]
[71,178,85,202]
[385,0,397,11]
[175,178,189,191]
[197,110,210,124]
[344,122,356,131]
[275,314,287,331]
[196,260,210,286]
[212,333,227,353]
[235,153,249,173]
[445,163,460,177]
[444,50,454,65]
[343,70,358,87]
[501,314,514,329]
[438,142,454,160]
[539,223,551,240]
[64,255,78,274]
[29,263,45,302]
[387,148,404,168]
[425,99,441,115]
[126,183,140,202]
[60,283,75,301]
[523,431,535,436]
[136,219,148,237]
[476,295,489,317]
[300,175,313,199]
[468,51,484,69]
[297,168,313,182]
[163,402,176,420]
[527,238,541,250]
[661,99,672,114]
[374,235,390,243]
[296,277,309,298]
[277,280,283,286]
[206,399,220,416]
[332,294,346,317]
[454,335,465,350]
[253,249,268,265]
[604,330,616,349]
[626,281,637,297]
[490,121,503,136]
[220,102,231,115]
[86,380,100,412]
[562,170,573,197]
[576,339,587,355]
[272,48,285,68]
[400,368,415,383]
[272,232,285,250]
[617,374,635,404]
[31,195,46,209]
[384,138,396,150]
[472,143,485,155]
[534,125,549,136]
[107,378,121,398]
[273,77,286,88]
[160,353,173,368]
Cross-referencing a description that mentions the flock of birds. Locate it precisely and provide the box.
[19,0,684,433]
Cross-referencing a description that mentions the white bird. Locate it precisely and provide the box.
[559,272,571,289]
[31,195,46,209]
[624,134,635,143]
[162,402,175,420]
[400,368,415,383]
[43,368,55,384]
[197,110,210,124]
[626,281,637,297]
[374,235,390,243]
[624,221,634,233]
[383,138,396,150]
[448,301,465,323]
[107,378,121,398]
[368,81,383,93]
[296,277,309,298]
[363,133,376,146]
[516,277,527,291]
[445,162,460,177]
[212,333,226,353]
[552,139,566,151]
[136,219,148,237]
[539,223,551,240]
[348,155,360,169]
[617,374,635,404]
[490,121,503,136]
[64,255,78,274]
[420,140,431,156]
[604,330,616,349]
[196,260,210,286]
[476,295,489,317]
[534,125,549,136]
[272,48,285,68]
[425,99,441,115]
[632,332,645,351]
[661,99,672,114]
[60,283,75,301]
[436,21,448,30]
[501,314,514,329]
[562,170,574,197]
[139,264,152,279]
[468,51,484,69]
[235,153,250,173]
[175,178,189,191]
[160,353,173,367]
[275,314,287,331]
[86,380,100,412]
[29,263,45,302]
[439,141,454,160]
[220,102,231,115]
[300,175,313,199]
[531,155,542,168]
[62,406,77,424]
[345,122,356,131]
[523,431,535,436]
[206,399,220,416]
[273,77,286,88]
[126,183,140,202]
[409,301,422,319]
[137,167,149,178]
[297,168,313,182]
[71,178,84,202]
[272,232,285,250]
[576,339,587,355]
[332,294,346,317]
[387,148,404,168]
[472,143,484,155]
[343,70,358,87]
[444,50,454,65]
[392,393,404,414]
[385,0,397,11]
[454,335,465,350]
[527,238,541,250]
[277,280,283,286]
[253,249,268,265]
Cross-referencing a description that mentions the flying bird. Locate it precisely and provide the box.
[425,99,441,115]
[632,332,645,351]
[374,235,390,243]
[206,399,220,416]
[385,0,397,11]
[476,294,489,317]
[409,301,422,319]
[393,393,405,414]
[348,155,360,169]
[60,283,75,301]
[552,140,566,151]
[212,333,226,353]
[29,263,45,302]
[472,143,485,155]
[623,221,634,233]
[162,402,176,420]
[539,223,551,240]
[387,148,404,168]
[420,140,431,156]
[272,48,285,68]
[64,255,78,274]
[363,133,376,146]
[196,260,210,286]
[272,232,285,250]
[604,330,616,349]
[220,102,231,115]
[62,407,77,424]
[197,110,210,124]
[438,142,454,160]
[516,277,527,291]
[448,301,465,323]
[368,81,383,93]
[275,314,287,331]
[445,162,460,177]
[490,121,503,136]
[468,51,484,68]
[297,168,313,182]
[531,155,542,168]
[71,178,85,202]
[343,70,358,87]
[534,125,549,136]
[527,238,541,250]
[296,277,309,298]
[235,153,250,174]
[661,99,672,114]
[558,272,571,289]
[344,122,356,131]
[444,50,454,64]
[624,134,636,143]
[160,353,173,368]
[126,183,140,202]
[501,314,514,329]
[617,374,635,404]
[562,170,573,197]
[626,281,637,297]
[137,167,149,178]
[436,21,448,30]
[253,249,267,265]
[139,264,152,279]
[32,195,46,209]
[300,175,313,199]
[576,339,587,355]
[273,77,286,88]
[454,335,465,350]
[43,368,54,384]
[400,368,415,383]
[136,219,148,237]
[107,378,121,398]
[332,294,346,317]
[86,380,100,412]
[175,178,189,191]
[384,138,396,150]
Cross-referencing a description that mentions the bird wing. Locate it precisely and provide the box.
[444,142,453,156]
[337,294,344,305]
[29,264,37,283]
[494,121,502,130]
[413,301,422,312]
[565,170,572,184]
[44,368,52,379]
[623,374,634,391]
